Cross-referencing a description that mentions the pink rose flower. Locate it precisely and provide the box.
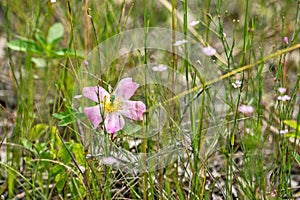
[83,78,146,133]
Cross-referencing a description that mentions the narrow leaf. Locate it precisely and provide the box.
[55,173,68,193]
[53,49,84,58]
[8,39,41,53]
[284,132,300,139]
[283,120,298,129]
[52,112,68,120]
[292,152,300,166]
[58,115,74,126]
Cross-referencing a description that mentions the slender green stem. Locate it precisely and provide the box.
[142,1,149,199]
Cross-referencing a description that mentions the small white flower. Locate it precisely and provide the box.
[173,39,188,46]
[74,95,82,99]
[190,20,200,26]
[279,129,289,134]
[232,80,242,88]
[202,46,217,56]
[277,96,283,101]
[51,0,56,2]
[278,87,287,95]
[277,87,290,102]
[152,64,168,72]
[277,95,291,101]
[128,139,142,149]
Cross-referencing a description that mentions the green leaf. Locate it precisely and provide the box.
[21,138,38,155]
[73,143,85,165]
[53,49,84,58]
[55,173,68,193]
[57,142,73,163]
[50,127,62,148]
[28,123,48,141]
[35,142,49,156]
[73,112,85,120]
[34,30,47,46]
[52,112,68,120]
[53,109,82,126]
[63,49,85,58]
[58,148,72,164]
[21,138,34,152]
[31,57,47,68]
[58,115,74,126]
[293,152,300,166]
[283,120,298,130]
[8,39,41,53]
[284,132,300,139]
[52,165,65,177]
[47,23,64,45]
[70,177,86,198]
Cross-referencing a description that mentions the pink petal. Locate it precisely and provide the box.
[104,112,125,133]
[119,100,146,120]
[83,60,89,66]
[84,105,103,129]
[283,37,289,44]
[114,78,139,100]
[83,86,109,102]
[278,87,286,94]
[238,105,254,114]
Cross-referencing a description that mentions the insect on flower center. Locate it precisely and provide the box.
[102,95,122,113]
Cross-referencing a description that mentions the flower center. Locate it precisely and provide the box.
[102,95,122,113]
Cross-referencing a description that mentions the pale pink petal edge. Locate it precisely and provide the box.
[119,100,146,121]
[104,112,125,133]
[84,105,102,129]
[83,86,110,102]
[114,78,139,100]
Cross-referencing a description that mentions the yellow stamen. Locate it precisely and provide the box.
[102,95,123,113]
